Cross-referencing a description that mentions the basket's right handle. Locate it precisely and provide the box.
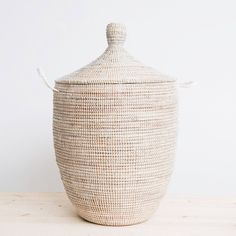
[178,81,197,88]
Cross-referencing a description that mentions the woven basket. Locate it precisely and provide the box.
[53,23,178,226]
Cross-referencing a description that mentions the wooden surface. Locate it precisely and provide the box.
[0,193,235,236]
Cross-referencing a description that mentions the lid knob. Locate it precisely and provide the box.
[106,23,126,46]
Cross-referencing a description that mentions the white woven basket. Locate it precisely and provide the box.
[53,23,178,226]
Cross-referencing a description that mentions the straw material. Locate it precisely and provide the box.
[53,23,178,226]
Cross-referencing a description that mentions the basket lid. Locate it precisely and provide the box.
[56,23,175,84]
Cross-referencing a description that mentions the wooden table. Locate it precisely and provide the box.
[0,193,235,235]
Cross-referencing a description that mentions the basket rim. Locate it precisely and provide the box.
[55,80,177,85]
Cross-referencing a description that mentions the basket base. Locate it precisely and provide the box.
[76,209,156,226]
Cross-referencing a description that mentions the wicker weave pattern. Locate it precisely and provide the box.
[53,23,178,226]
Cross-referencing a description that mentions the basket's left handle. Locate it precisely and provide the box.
[36,68,59,92]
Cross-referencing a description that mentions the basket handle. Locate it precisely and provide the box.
[178,81,196,88]
[36,68,59,92]
[37,67,196,91]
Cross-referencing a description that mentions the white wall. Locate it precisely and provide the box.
[0,0,235,194]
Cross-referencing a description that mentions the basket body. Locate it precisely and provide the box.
[53,81,177,226]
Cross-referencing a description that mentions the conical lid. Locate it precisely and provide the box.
[56,23,174,84]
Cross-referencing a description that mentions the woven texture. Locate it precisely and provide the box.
[53,23,178,226]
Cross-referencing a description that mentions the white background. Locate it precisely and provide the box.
[0,0,235,194]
